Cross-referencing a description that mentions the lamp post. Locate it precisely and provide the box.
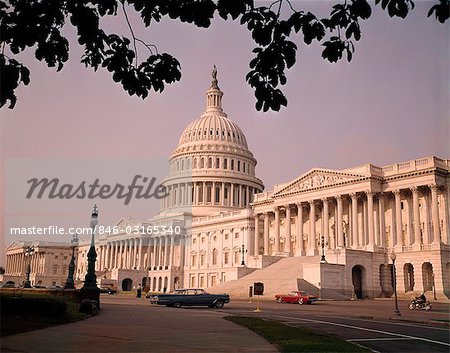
[390,251,401,317]
[432,273,437,300]
[239,244,248,266]
[82,205,99,289]
[24,245,35,288]
[318,235,328,263]
[64,233,79,289]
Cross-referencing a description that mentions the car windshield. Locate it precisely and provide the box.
[288,291,298,296]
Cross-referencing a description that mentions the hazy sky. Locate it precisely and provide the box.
[0,1,448,265]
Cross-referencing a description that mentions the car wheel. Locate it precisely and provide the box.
[214,300,224,309]
[276,298,283,303]
[297,298,304,305]
[172,302,182,308]
[408,303,415,310]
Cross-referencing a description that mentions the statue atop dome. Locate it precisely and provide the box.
[211,65,219,89]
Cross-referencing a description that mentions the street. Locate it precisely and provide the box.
[2,294,449,353]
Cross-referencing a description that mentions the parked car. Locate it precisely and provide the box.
[1,282,16,288]
[100,286,117,294]
[275,290,318,304]
[149,288,230,308]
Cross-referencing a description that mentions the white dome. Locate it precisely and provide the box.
[160,67,264,217]
[177,114,248,150]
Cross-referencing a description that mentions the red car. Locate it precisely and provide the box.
[275,290,318,304]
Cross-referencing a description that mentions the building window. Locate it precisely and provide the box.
[235,233,239,239]
[53,265,59,275]
[200,276,205,288]
[225,233,229,240]
[243,163,246,173]
[55,255,59,260]
[200,158,205,168]
[208,158,212,168]
[215,187,220,203]
[200,254,205,266]
[212,249,218,265]
[191,254,197,267]
[216,158,220,168]
[224,252,229,264]
[224,159,228,169]
[234,251,239,264]
[231,159,234,170]
[207,186,212,203]
[237,160,241,171]
[190,276,196,287]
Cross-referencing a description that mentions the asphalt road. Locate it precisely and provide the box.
[2,295,449,353]
[214,298,450,353]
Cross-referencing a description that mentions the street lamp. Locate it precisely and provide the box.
[64,233,79,289]
[24,245,35,288]
[239,244,248,266]
[390,251,401,317]
[82,205,99,289]
[318,235,328,263]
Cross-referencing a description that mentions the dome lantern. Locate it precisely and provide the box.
[206,65,223,113]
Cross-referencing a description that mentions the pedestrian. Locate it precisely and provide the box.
[136,283,142,298]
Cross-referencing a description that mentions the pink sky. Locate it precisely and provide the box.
[0,2,448,265]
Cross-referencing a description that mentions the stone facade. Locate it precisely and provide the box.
[3,241,74,287]
[4,70,450,299]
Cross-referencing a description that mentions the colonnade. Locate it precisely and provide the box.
[253,184,449,256]
[162,182,261,209]
[97,235,179,272]
[5,251,45,276]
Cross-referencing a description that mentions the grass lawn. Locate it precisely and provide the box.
[225,316,371,353]
[1,292,90,336]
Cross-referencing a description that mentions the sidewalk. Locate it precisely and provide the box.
[1,297,278,353]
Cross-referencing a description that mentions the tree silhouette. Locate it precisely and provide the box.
[1,0,448,111]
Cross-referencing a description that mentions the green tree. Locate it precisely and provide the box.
[1,0,448,111]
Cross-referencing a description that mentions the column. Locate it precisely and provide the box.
[445,185,450,245]
[254,214,260,256]
[264,212,270,255]
[221,182,225,206]
[283,206,290,252]
[378,194,386,248]
[230,183,234,206]
[393,190,403,249]
[117,240,124,268]
[169,235,174,266]
[146,238,151,269]
[308,201,316,254]
[274,207,280,253]
[138,237,143,269]
[430,184,440,244]
[296,203,304,255]
[322,198,329,247]
[336,196,344,247]
[239,184,243,207]
[351,193,359,248]
[164,236,170,267]
[367,191,375,248]
[411,187,421,247]
[158,237,163,267]
[152,237,158,269]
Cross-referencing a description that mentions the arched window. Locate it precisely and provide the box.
[243,162,246,173]
[207,186,212,203]
[224,251,229,264]
[215,187,220,203]
[237,160,241,171]
[208,158,212,168]
[231,159,234,170]
[191,253,197,267]
[216,158,220,168]
[212,249,218,265]
[224,158,228,169]
[193,158,198,169]
[198,185,203,203]
[200,158,205,168]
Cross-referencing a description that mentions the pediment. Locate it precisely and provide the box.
[273,169,367,196]
[6,241,22,250]
[114,218,140,229]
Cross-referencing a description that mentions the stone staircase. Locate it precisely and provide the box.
[208,256,322,299]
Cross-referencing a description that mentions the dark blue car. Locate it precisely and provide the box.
[150,288,230,308]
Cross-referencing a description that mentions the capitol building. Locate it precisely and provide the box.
[4,70,450,300]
